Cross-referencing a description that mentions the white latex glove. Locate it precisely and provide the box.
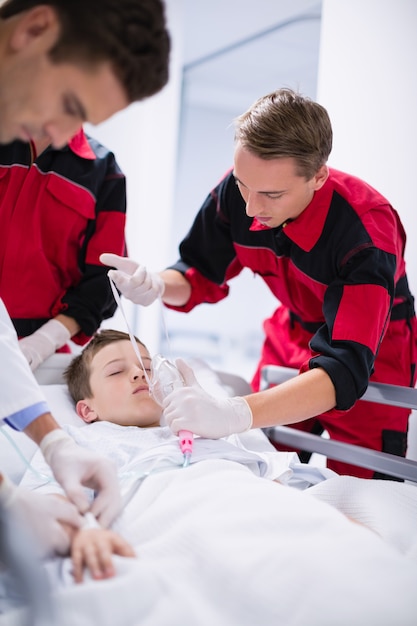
[18,319,71,371]
[163,358,253,439]
[0,473,82,557]
[100,253,165,306]
[40,430,121,528]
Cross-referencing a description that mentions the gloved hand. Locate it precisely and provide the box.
[0,473,82,557]
[163,359,253,439]
[40,430,121,528]
[18,319,71,371]
[100,253,165,306]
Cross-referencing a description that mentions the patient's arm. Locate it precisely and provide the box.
[52,495,135,583]
[70,527,136,583]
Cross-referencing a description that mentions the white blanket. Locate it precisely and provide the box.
[18,421,336,502]
[2,377,417,626]
[3,442,417,625]
[306,475,417,557]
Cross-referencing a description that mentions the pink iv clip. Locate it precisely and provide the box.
[178,429,193,466]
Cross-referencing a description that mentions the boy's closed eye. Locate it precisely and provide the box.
[107,367,151,377]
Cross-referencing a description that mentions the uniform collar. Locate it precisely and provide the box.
[67,128,96,160]
[249,173,334,251]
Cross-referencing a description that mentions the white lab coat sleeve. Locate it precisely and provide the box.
[0,299,49,429]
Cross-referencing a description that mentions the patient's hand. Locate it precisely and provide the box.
[71,527,136,583]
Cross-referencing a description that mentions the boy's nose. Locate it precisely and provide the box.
[131,365,146,381]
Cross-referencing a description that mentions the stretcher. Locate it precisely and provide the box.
[1,355,417,626]
[260,365,417,483]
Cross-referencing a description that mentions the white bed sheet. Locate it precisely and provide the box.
[1,361,417,625]
[3,459,417,626]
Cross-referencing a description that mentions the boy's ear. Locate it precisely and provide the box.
[9,6,59,52]
[76,400,99,423]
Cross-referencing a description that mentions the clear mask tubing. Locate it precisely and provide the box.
[109,278,193,467]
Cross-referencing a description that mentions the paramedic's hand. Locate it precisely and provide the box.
[163,358,253,439]
[0,473,82,557]
[100,253,165,306]
[18,319,71,371]
[40,430,121,528]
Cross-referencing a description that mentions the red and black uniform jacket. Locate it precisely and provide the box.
[167,168,416,414]
[0,129,126,345]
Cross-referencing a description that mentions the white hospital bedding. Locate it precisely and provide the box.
[2,459,417,626]
[306,475,417,557]
[18,420,336,501]
[1,369,417,625]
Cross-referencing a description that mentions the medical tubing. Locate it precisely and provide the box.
[109,278,152,385]
[120,456,185,510]
[182,452,192,468]
[0,425,54,484]
[108,275,194,464]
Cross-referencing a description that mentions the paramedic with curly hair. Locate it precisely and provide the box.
[0,0,170,556]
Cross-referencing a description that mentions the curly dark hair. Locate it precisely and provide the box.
[0,0,170,102]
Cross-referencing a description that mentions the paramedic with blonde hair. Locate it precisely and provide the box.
[0,0,170,556]
[102,88,417,479]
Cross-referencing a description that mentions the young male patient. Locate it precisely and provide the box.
[3,330,162,593]
[16,328,417,595]
[64,329,162,429]
[62,329,288,472]
[12,329,157,585]
[57,329,281,583]
[63,328,417,563]
[51,329,161,583]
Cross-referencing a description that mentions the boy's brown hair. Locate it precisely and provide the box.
[0,0,170,102]
[64,329,147,404]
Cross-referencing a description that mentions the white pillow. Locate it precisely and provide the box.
[0,384,83,485]
[41,384,84,428]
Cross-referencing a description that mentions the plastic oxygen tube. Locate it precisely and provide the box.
[108,277,193,466]
[150,354,194,467]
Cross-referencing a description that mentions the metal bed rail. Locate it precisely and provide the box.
[260,365,417,483]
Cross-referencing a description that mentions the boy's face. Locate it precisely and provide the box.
[0,6,128,146]
[77,340,162,428]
